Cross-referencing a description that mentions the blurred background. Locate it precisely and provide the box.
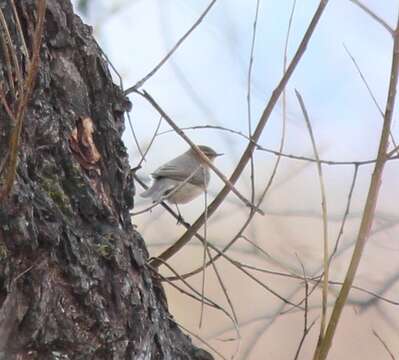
[72,1,399,359]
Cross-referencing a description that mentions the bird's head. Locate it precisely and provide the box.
[196,145,223,161]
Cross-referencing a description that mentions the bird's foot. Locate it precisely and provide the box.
[176,214,185,225]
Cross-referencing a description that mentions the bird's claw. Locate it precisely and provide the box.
[176,214,185,225]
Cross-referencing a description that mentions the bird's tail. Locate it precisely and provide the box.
[140,179,176,203]
[140,187,155,198]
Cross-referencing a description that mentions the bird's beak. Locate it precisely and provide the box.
[215,153,224,157]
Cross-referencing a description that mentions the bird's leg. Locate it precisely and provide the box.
[175,204,185,225]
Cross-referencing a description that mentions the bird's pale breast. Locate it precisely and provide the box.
[166,182,205,204]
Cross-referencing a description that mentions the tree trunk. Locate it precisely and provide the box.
[0,1,212,359]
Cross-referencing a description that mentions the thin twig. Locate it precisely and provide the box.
[198,207,241,352]
[0,83,16,121]
[124,0,218,93]
[294,257,316,360]
[300,165,358,309]
[240,234,299,277]
[204,240,240,330]
[281,0,297,170]
[11,0,30,62]
[348,0,394,35]
[295,90,329,346]
[343,43,398,151]
[240,0,295,265]
[199,180,208,328]
[330,165,359,258]
[246,0,296,230]
[343,44,384,117]
[0,8,16,98]
[0,5,23,96]
[246,0,261,207]
[329,281,399,307]
[126,110,145,160]
[298,256,309,334]
[0,0,47,201]
[387,144,399,158]
[136,116,163,168]
[242,0,263,255]
[170,244,302,308]
[148,260,230,317]
[372,329,396,360]
[98,46,123,89]
[97,45,146,159]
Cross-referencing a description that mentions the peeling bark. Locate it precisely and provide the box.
[0,1,212,359]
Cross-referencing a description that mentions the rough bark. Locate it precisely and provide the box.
[0,1,212,359]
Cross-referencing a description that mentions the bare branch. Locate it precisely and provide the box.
[295,90,329,345]
[343,44,398,152]
[348,0,394,35]
[136,116,163,168]
[246,0,261,206]
[126,111,145,160]
[330,165,359,258]
[372,329,396,360]
[199,185,208,328]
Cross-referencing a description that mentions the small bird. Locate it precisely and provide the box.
[141,145,222,207]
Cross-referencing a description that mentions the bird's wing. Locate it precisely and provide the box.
[152,161,205,187]
[152,163,186,181]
